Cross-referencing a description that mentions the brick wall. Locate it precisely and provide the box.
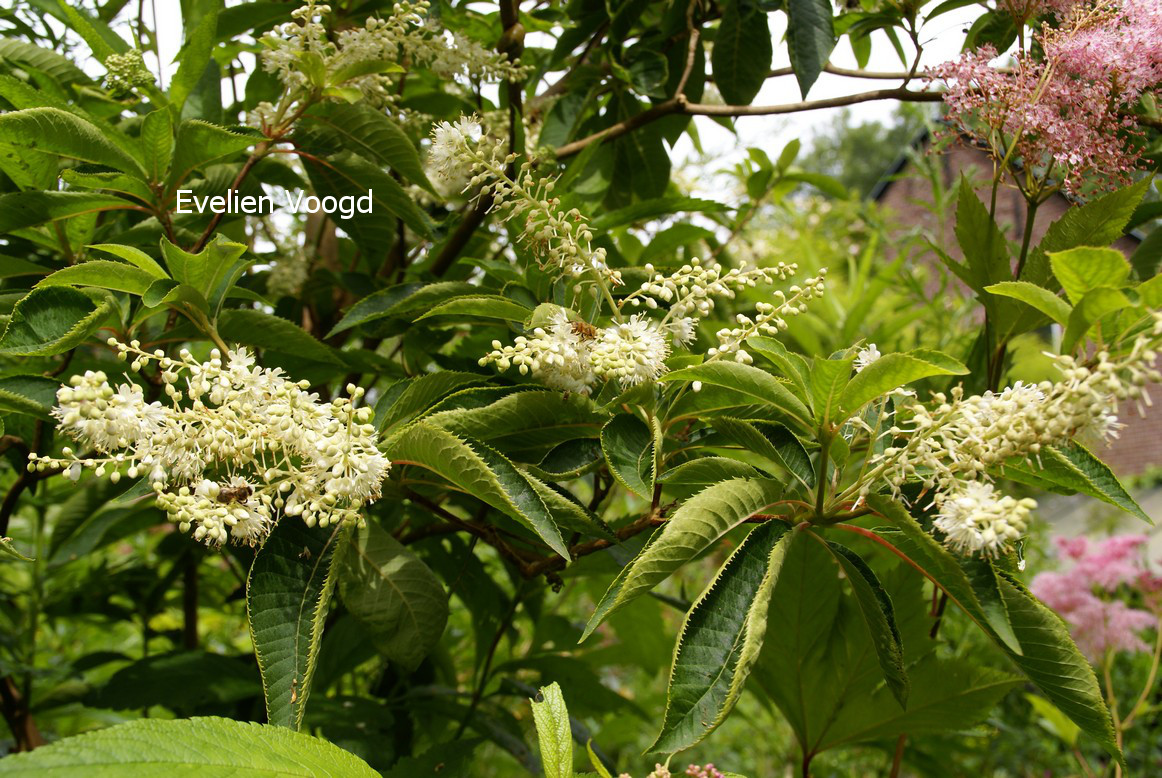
[877,144,1158,477]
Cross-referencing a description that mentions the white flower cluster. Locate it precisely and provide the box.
[867,314,1162,556]
[622,257,798,347]
[854,343,881,372]
[259,1,526,113]
[427,117,622,287]
[29,342,389,547]
[932,481,1036,557]
[479,310,669,393]
[708,270,828,364]
[590,316,672,387]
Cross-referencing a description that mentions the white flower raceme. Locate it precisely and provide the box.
[427,116,622,287]
[709,270,828,362]
[855,343,881,372]
[932,481,1036,557]
[865,313,1162,556]
[259,1,527,113]
[30,341,389,547]
[623,257,799,347]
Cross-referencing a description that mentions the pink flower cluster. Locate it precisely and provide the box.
[638,765,726,778]
[927,0,1162,194]
[1031,534,1160,660]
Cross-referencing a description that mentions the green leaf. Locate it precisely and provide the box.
[750,524,842,746]
[387,423,568,558]
[1131,226,1162,281]
[587,741,613,778]
[36,260,158,296]
[142,279,208,312]
[217,309,341,365]
[376,372,490,433]
[1026,694,1081,748]
[168,120,257,187]
[338,521,448,671]
[868,497,1120,758]
[840,349,968,412]
[995,571,1120,760]
[582,477,786,638]
[1060,287,1132,352]
[140,110,174,183]
[1049,247,1131,305]
[303,151,431,243]
[57,4,129,61]
[590,197,730,231]
[428,390,603,455]
[248,520,350,729]
[1,537,33,562]
[0,191,134,234]
[61,169,155,203]
[601,414,655,499]
[1000,443,1150,524]
[662,362,813,432]
[0,287,111,356]
[0,38,91,88]
[88,243,168,279]
[817,657,1021,749]
[160,233,250,317]
[650,521,793,754]
[300,103,434,194]
[0,374,59,419]
[169,4,220,108]
[985,281,1071,325]
[786,0,836,97]
[0,254,49,279]
[810,357,852,425]
[416,295,534,322]
[0,716,377,776]
[824,541,908,707]
[0,107,144,177]
[746,336,811,400]
[867,496,1022,654]
[954,177,1011,295]
[658,456,762,485]
[327,282,476,336]
[712,0,773,105]
[710,418,814,490]
[531,683,574,778]
[526,474,616,541]
[1023,179,1150,286]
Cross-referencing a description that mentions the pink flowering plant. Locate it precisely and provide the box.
[1032,535,1162,762]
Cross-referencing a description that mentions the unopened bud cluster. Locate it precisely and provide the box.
[104,50,154,96]
[708,270,828,364]
[868,314,1162,556]
[624,258,799,348]
[29,341,389,547]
